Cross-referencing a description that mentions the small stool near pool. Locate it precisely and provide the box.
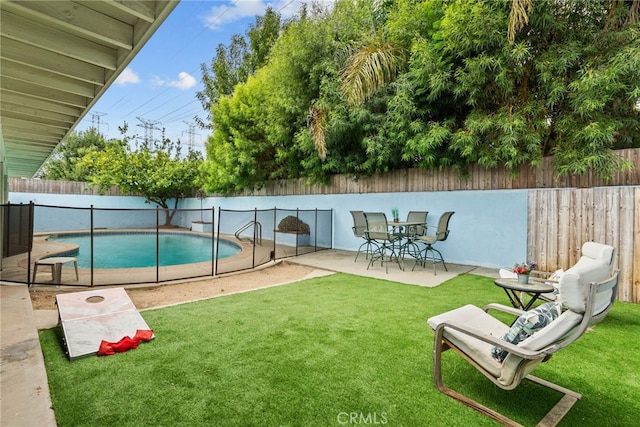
[33,256,79,284]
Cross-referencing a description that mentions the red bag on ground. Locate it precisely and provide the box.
[97,329,154,356]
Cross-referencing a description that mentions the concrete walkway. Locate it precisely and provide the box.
[1,283,57,427]
[1,249,496,427]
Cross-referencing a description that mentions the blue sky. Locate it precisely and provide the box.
[77,0,311,152]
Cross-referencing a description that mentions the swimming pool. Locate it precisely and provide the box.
[48,232,242,269]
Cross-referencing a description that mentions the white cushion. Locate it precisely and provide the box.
[559,259,611,314]
[555,242,614,314]
[581,242,614,265]
[428,304,585,388]
[428,305,507,377]
[498,310,582,386]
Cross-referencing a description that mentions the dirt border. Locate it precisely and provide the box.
[29,261,325,310]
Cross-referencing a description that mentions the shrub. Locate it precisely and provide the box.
[277,216,310,234]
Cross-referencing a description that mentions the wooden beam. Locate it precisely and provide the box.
[3,76,90,109]
[0,102,77,126]
[2,60,97,98]
[1,38,106,85]
[80,0,157,24]
[0,9,117,70]
[3,121,67,140]
[3,0,134,50]
[0,90,83,117]
[3,115,69,133]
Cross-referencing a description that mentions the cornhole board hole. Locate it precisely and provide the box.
[56,287,154,360]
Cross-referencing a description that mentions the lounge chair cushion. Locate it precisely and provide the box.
[491,302,563,362]
[428,304,584,388]
[581,241,614,265]
[428,305,507,377]
[498,309,583,386]
[559,259,611,314]
[554,242,614,313]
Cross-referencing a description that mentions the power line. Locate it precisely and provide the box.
[122,0,240,119]
[182,121,201,149]
[136,117,161,145]
[91,112,108,134]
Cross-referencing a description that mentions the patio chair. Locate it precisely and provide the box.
[363,212,403,273]
[427,262,619,427]
[350,210,377,262]
[412,211,454,275]
[399,211,428,260]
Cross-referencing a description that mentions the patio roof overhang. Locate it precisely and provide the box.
[0,0,179,178]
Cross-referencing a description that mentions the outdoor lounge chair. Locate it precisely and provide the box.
[427,249,619,426]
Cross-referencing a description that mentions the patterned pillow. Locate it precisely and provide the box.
[491,302,563,362]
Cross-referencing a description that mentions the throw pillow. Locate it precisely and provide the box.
[491,302,563,362]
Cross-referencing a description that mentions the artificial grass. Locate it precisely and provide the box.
[40,273,640,426]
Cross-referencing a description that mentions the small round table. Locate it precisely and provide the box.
[493,278,555,311]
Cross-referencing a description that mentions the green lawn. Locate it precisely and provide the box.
[40,273,640,426]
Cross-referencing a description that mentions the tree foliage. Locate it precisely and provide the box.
[195,7,282,130]
[81,135,202,225]
[198,0,639,193]
[38,128,109,181]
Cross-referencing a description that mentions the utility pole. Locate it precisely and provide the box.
[182,121,199,150]
[91,112,108,134]
[136,117,161,145]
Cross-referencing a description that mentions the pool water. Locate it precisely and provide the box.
[48,233,241,269]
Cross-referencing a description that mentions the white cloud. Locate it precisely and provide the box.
[202,0,312,30]
[115,67,140,85]
[151,76,166,87]
[168,72,197,90]
[150,72,197,90]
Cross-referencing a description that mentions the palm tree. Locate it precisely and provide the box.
[340,39,404,107]
[308,1,405,158]
[508,0,532,43]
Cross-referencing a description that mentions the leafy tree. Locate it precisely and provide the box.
[200,3,339,193]
[197,0,638,194]
[81,134,203,226]
[195,7,282,130]
[38,128,108,181]
[398,0,638,178]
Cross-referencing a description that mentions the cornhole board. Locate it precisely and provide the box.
[56,287,153,360]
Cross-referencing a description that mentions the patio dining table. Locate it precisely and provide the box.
[388,220,427,233]
[387,220,429,262]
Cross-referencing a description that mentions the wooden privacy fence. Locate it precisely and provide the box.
[8,178,123,195]
[528,187,639,304]
[233,148,640,196]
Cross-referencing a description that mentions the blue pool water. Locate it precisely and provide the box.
[48,232,241,269]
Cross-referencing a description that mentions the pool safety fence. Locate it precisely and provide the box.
[216,207,333,275]
[1,203,332,286]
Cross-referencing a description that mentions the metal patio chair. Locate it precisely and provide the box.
[363,212,403,273]
[350,210,377,262]
[399,210,428,261]
[412,211,454,275]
